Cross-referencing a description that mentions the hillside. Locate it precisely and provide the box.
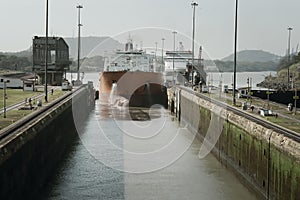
[0,36,123,59]
[65,36,123,58]
[70,56,105,72]
[222,50,280,62]
[0,54,31,71]
[208,60,279,72]
[0,49,32,58]
[0,36,122,72]
[257,52,300,90]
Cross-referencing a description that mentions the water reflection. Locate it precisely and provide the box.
[44,98,257,200]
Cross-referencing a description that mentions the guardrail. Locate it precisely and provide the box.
[0,93,45,114]
[0,86,86,142]
[179,86,300,143]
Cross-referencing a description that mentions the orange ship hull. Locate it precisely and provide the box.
[99,71,168,108]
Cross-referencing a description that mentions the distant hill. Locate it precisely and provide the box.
[222,50,280,62]
[64,36,123,58]
[1,36,123,59]
[209,60,279,72]
[0,54,31,71]
[203,49,281,72]
[0,36,123,72]
[70,55,105,72]
[0,49,32,58]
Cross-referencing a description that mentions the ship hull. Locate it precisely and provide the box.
[99,71,168,108]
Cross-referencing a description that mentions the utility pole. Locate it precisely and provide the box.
[172,31,177,85]
[4,81,6,118]
[155,42,158,61]
[233,0,238,106]
[44,0,49,102]
[77,5,83,84]
[287,27,293,89]
[219,73,222,98]
[161,38,165,64]
[2,79,9,118]
[191,1,198,86]
[247,77,250,102]
[250,77,253,105]
[294,76,298,115]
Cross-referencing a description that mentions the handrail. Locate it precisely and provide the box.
[0,86,86,142]
[179,86,300,143]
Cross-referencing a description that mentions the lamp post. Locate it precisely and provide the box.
[44,0,49,102]
[191,1,198,86]
[155,42,158,60]
[294,76,298,115]
[247,77,250,102]
[172,31,177,85]
[287,27,293,89]
[154,42,158,72]
[233,0,238,106]
[250,77,253,105]
[77,5,83,83]
[161,38,165,63]
[3,81,6,118]
[1,79,9,118]
[295,89,298,115]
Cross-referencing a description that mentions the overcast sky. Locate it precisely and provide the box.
[1,0,300,59]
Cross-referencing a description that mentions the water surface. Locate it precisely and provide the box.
[43,98,258,200]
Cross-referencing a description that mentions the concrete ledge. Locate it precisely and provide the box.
[174,88,300,200]
[0,86,94,199]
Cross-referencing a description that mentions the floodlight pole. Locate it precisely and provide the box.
[77,5,83,82]
[44,0,49,102]
[233,0,238,106]
[3,80,8,118]
[287,27,293,89]
[161,38,165,63]
[172,31,177,85]
[191,1,198,86]
[155,42,158,60]
[294,77,297,115]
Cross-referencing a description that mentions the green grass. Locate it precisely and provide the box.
[0,110,32,129]
[0,89,68,130]
[46,90,66,103]
[205,91,300,133]
[0,89,43,108]
[267,117,300,133]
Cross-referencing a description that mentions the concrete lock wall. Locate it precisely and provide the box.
[0,86,94,199]
[169,88,300,200]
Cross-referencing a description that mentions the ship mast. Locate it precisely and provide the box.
[198,46,202,66]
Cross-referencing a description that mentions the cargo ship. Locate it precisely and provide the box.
[164,42,206,86]
[99,38,168,108]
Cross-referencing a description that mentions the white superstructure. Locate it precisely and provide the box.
[104,38,151,72]
[164,51,193,74]
[163,42,206,85]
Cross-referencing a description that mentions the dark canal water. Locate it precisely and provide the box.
[41,92,258,200]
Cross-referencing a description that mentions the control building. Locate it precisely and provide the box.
[32,36,71,85]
